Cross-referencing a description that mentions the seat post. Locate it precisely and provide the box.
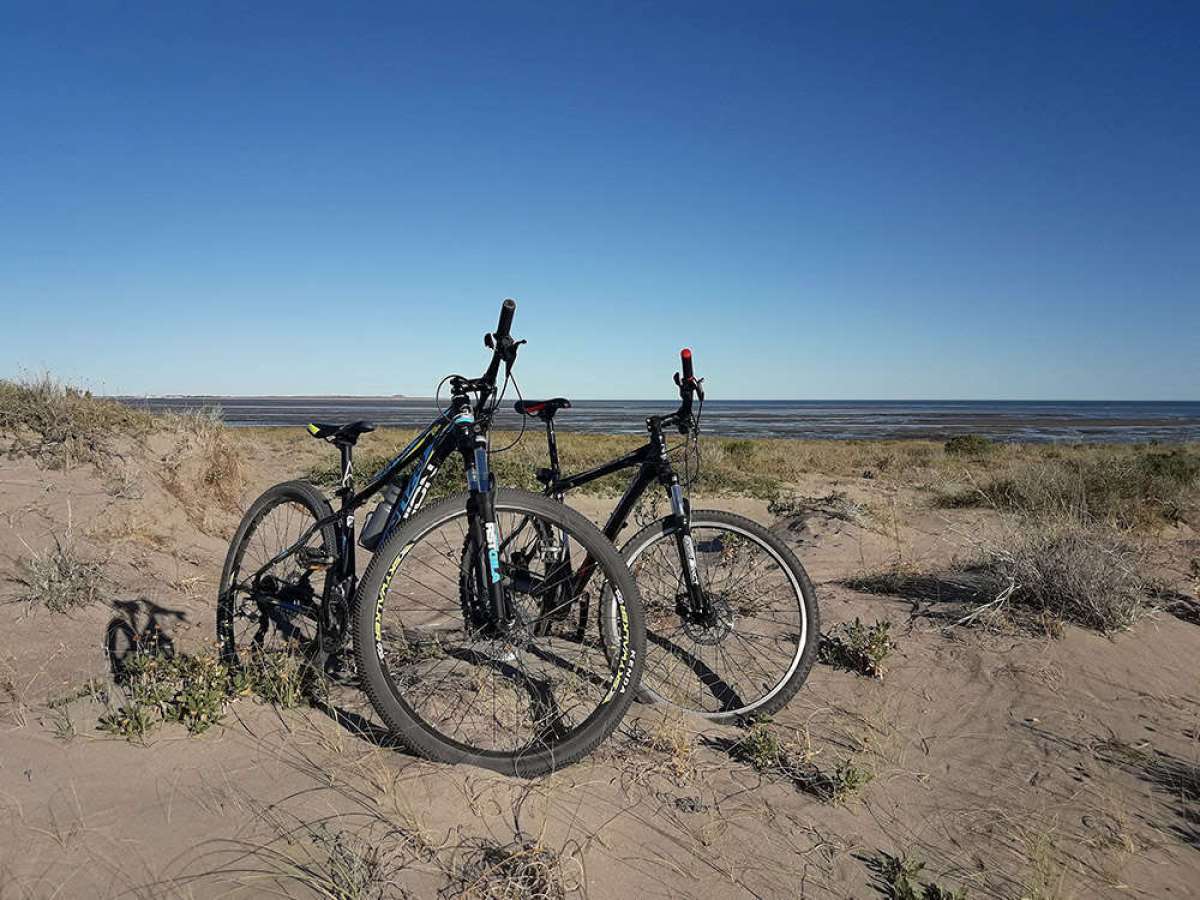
[545,417,562,480]
[338,443,354,490]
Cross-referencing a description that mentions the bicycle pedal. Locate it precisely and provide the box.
[297,548,336,571]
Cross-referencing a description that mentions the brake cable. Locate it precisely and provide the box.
[488,372,527,456]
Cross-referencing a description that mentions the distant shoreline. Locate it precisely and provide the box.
[113,396,1200,444]
[109,394,412,401]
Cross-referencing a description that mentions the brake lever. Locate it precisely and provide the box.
[504,339,527,378]
[673,372,705,401]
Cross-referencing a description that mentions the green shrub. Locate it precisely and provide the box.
[944,434,994,456]
[99,645,321,740]
[827,758,874,803]
[731,720,787,771]
[872,851,968,900]
[819,619,896,679]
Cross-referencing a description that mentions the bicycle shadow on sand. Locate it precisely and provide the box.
[104,596,188,679]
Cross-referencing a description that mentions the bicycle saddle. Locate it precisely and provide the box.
[514,398,571,420]
[306,420,376,446]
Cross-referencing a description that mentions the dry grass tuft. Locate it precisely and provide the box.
[769,490,869,525]
[455,835,582,900]
[17,536,105,613]
[977,519,1149,633]
[622,714,699,782]
[190,806,438,899]
[0,373,154,468]
[852,517,1149,635]
[158,408,246,529]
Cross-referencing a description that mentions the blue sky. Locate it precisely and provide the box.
[2,2,1196,399]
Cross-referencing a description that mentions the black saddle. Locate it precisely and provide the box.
[306,420,376,446]
[514,398,571,420]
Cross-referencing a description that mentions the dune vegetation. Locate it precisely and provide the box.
[0,376,1197,898]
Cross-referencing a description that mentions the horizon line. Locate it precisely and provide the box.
[107,394,1200,404]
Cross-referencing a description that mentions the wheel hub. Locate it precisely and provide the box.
[678,593,735,645]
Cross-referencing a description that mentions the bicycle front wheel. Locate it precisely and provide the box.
[620,509,819,722]
[353,488,645,776]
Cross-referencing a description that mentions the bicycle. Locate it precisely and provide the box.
[217,300,646,775]
[511,348,820,722]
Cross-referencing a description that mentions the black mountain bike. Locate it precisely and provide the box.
[217,301,645,775]
[512,349,819,722]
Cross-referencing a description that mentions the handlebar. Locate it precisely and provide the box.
[495,298,515,341]
[664,347,703,434]
[479,298,523,389]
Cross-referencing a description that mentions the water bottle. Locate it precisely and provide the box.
[359,482,403,551]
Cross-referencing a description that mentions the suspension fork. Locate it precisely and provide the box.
[459,413,512,629]
[668,476,709,617]
[642,418,708,621]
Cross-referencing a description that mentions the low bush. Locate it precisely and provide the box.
[850,519,1150,635]
[938,447,1200,528]
[824,758,875,804]
[980,519,1147,633]
[99,644,322,740]
[871,851,968,900]
[819,619,896,679]
[944,434,994,456]
[731,720,787,771]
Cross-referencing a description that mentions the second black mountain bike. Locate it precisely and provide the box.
[511,348,820,722]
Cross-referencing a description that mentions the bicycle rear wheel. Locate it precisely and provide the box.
[353,488,645,776]
[217,480,336,667]
[619,509,819,722]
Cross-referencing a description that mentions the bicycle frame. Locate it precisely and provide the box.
[548,427,680,543]
[231,391,510,652]
[541,416,710,619]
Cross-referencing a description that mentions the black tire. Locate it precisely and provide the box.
[217,481,337,667]
[353,488,645,776]
[618,509,819,723]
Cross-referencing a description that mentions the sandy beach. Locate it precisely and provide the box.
[1,384,1197,898]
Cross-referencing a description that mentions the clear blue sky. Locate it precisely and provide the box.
[2,2,1196,400]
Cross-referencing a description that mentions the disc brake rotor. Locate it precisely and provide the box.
[679,593,736,645]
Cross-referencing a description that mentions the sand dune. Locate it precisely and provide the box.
[1,395,1197,897]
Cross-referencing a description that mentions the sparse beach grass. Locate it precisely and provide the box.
[16,535,106,613]
[3,383,1199,898]
[0,373,155,468]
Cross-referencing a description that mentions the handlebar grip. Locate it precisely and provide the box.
[496,299,516,339]
[680,348,695,382]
